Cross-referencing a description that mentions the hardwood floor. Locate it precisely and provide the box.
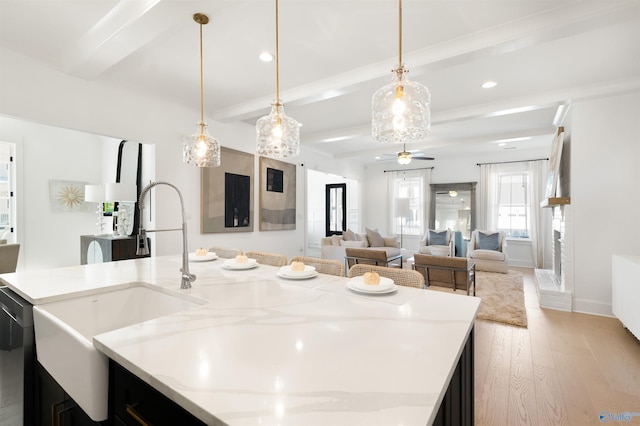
[474,267,640,426]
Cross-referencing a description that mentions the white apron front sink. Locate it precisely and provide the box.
[33,283,206,421]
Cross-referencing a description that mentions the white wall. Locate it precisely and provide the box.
[0,47,364,268]
[570,91,640,316]
[0,117,106,269]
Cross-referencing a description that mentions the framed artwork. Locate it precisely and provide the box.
[49,180,93,213]
[544,127,564,198]
[201,147,254,233]
[259,157,296,231]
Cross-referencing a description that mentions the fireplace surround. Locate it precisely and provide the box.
[535,204,573,311]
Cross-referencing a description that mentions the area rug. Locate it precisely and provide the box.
[428,270,528,327]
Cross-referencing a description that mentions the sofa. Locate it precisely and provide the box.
[321,228,401,264]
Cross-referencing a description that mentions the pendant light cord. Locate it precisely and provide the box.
[275,0,280,105]
[199,20,204,124]
[398,0,403,68]
[193,13,209,128]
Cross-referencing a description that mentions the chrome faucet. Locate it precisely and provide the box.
[136,181,195,289]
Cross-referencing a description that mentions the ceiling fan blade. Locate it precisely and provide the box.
[413,156,435,160]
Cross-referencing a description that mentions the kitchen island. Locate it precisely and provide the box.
[1,254,480,425]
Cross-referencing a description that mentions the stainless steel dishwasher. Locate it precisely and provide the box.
[0,286,35,425]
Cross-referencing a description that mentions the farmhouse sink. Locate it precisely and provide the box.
[33,283,206,421]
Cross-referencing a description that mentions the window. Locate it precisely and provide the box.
[497,172,529,238]
[393,174,426,236]
[0,143,14,242]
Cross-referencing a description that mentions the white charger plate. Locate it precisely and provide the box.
[276,270,319,280]
[347,276,397,294]
[222,258,258,270]
[188,252,218,262]
[278,265,317,278]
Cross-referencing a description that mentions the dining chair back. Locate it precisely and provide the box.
[0,244,20,274]
[347,264,424,289]
[208,246,242,259]
[413,253,476,295]
[344,248,399,269]
[244,251,288,267]
[290,256,345,277]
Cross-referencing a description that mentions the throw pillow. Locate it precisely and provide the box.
[382,237,398,248]
[339,240,367,248]
[366,228,385,247]
[343,229,356,241]
[355,233,370,247]
[429,230,448,246]
[330,235,343,246]
[477,231,500,251]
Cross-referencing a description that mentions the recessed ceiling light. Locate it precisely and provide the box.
[482,81,498,89]
[498,143,507,147]
[259,51,274,62]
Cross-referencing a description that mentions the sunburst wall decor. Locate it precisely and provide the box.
[49,180,93,213]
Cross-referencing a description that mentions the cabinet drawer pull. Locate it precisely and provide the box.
[126,403,153,426]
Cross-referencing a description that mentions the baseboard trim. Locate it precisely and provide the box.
[573,298,614,318]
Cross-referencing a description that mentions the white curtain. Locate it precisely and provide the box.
[528,160,548,268]
[386,169,431,237]
[480,160,549,268]
[478,163,500,230]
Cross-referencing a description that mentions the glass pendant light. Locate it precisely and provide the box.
[256,0,301,158]
[372,0,430,144]
[183,13,220,167]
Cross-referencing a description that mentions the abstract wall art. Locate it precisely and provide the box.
[201,147,254,233]
[259,157,296,231]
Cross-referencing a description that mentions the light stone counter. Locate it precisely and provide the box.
[1,255,480,425]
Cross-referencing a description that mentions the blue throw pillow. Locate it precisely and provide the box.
[477,232,500,250]
[429,230,448,246]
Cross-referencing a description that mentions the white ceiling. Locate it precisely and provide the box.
[1,0,639,164]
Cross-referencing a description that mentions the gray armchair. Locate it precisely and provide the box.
[419,229,454,257]
[467,230,509,273]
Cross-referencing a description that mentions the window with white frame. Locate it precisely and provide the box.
[393,174,425,236]
[497,172,529,238]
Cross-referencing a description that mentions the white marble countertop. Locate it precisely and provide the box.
[1,255,480,425]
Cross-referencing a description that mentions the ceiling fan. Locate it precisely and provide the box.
[383,143,435,165]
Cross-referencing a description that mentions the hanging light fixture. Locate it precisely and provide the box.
[372,0,430,144]
[256,0,301,158]
[183,13,220,167]
[397,143,412,165]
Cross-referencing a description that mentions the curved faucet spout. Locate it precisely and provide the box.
[137,181,195,289]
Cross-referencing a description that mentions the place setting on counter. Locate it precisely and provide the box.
[221,251,259,270]
[346,271,397,295]
[188,247,218,262]
[276,261,319,280]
